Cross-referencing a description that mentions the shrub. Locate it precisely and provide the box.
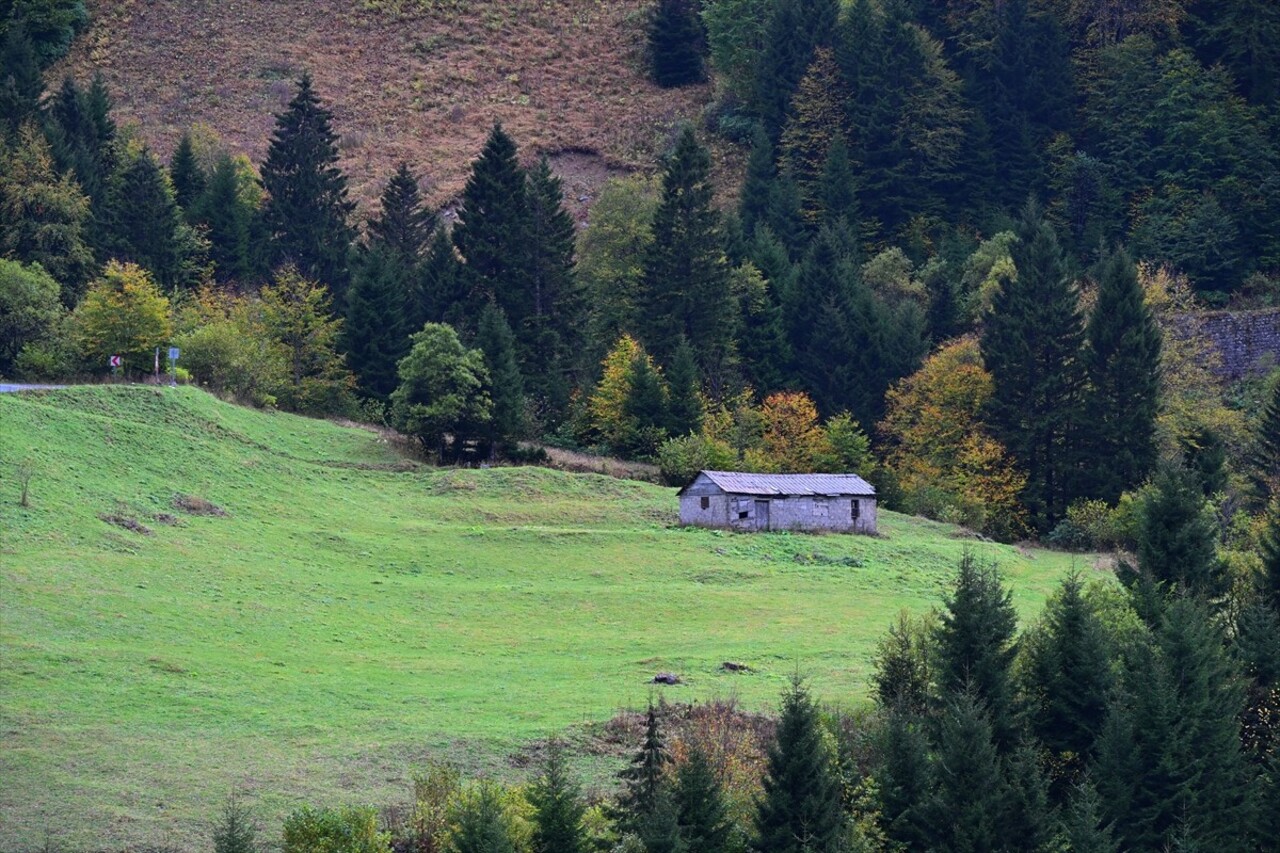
[282,805,389,853]
[657,433,735,485]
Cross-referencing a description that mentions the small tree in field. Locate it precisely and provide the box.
[212,791,258,853]
[390,323,492,461]
[72,260,171,375]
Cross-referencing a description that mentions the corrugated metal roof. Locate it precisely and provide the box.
[692,470,875,497]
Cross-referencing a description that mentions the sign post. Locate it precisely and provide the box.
[168,347,180,386]
[109,354,122,380]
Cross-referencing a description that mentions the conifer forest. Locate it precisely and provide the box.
[3,0,1280,850]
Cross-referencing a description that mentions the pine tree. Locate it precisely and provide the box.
[368,162,434,267]
[648,0,704,88]
[0,21,44,138]
[934,552,1020,752]
[1059,779,1120,853]
[342,247,409,401]
[618,703,672,835]
[415,226,465,330]
[1002,741,1056,852]
[872,610,931,716]
[674,746,732,853]
[735,258,792,396]
[103,146,205,289]
[528,741,586,853]
[475,302,525,448]
[623,353,670,458]
[1181,426,1229,497]
[981,201,1087,531]
[212,791,258,853]
[1019,573,1113,794]
[188,155,253,283]
[169,131,205,211]
[920,690,1007,852]
[638,788,686,853]
[44,74,115,246]
[0,121,95,304]
[639,127,735,373]
[1096,598,1255,850]
[1260,509,1280,613]
[1133,464,1225,603]
[817,135,858,229]
[1248,378,1280,509]
[739,125,776,239]
[777,47,848,225]
[664,338,702,437]
[753,678,844,853]
[451,783,517,853]
[524,155,579,424]
[453,123,533,330]
[874,708,932,850]
[1082,247,1161,504]
[753,0,841,140]
[259,73,356,300]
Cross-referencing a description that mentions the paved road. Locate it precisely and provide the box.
[0,383,68,393]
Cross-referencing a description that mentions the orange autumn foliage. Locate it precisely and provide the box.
[879,336,1028,539]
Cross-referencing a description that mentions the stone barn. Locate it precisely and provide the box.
[678,471,877,535]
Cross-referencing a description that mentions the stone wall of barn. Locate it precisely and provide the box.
[678,489,877,535]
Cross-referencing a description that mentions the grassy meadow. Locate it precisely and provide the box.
[0,387,1099,850]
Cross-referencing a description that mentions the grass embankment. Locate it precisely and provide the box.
[0,387,1096,850]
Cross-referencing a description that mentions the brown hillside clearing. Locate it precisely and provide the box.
[57,0,734,215]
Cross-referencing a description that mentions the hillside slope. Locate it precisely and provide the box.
[56,0,715,211]
[0,388,1094,849]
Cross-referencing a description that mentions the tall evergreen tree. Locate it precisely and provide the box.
[524,155,579,424]
[1059,779,1120,853]
[920,690,1007,852]
[639,127,735,375]
[44,74,115,245]
[0,21,44,138]
[739,124,776,239]
[453,123,532,329]
[1259,509,1280,614]
[528,741,586,853]
[674,746,732,853]
[753,679,844,853]
[934,552,1020,752]
[169,131,205,211]
[1002,740,1057,852]
[368,162,434,267]
[753,0,840,140]
[1247,378,1280,509]
[342,247,409,401]
[981,202,1087,531]
[617,703,672,836]
[188,154,254,283]
[1132,465,1226,603]
[1019,574,1113,798]
[415,225,466,330]
[1095,598,1255,851]
[648,0,704,88]
[258,73,356,300]
[623,352,670,457]
[664,337,702,437]
[777,47,847,224]
[0,121,95,304]
[874,708,932,850]
[1082,247,1161,504]
[103,146,206,289]
[817,135,858,230]
[475,302,525,448]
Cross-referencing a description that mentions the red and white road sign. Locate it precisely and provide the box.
[109,355,122,367]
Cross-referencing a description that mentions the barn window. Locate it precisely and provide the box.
[701,496,710,510]
[852,500,860,519]
[738,510,750,520]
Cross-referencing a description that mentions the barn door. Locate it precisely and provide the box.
[755,500,770,531]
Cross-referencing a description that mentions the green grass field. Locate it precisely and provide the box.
[0,387,1099,850]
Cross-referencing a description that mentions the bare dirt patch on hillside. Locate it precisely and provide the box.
[58,0,719,211]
